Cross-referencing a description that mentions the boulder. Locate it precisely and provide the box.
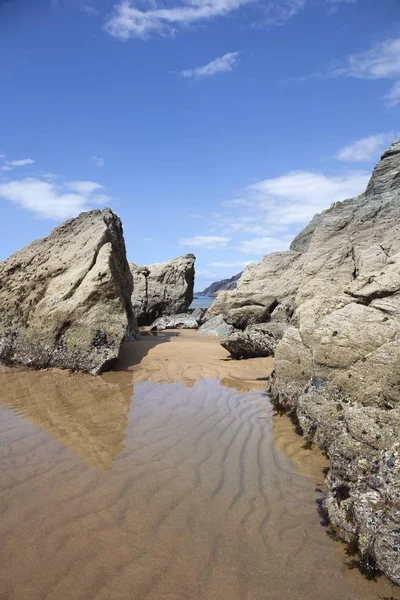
[130,254,195,325]
[149,314,198,331]
[0,209,136,374]
[191,307,206,324]
[197,315,236,337]
[221,323,288,359]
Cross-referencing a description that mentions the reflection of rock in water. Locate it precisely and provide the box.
[0,368,132,471]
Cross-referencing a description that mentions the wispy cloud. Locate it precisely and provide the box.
[6,158,35,167]
[0,153,5,159]
[326,0,355,12]
[333,37,400,80]
[0,178,111,220]
[105,0,253,40]
[0,165,12,172]
[240,170,369,225]
[289,37,400,108]
[207,260,252,269]
[261,0,305,25]
[194,169,369,259]
[179,235,230,249]
[91,155,105,167]
[81,4,100,15]
[104,0,306,40]
[67,181,103,194]
[384,81,400,108]
[181,52,240,78]
[336,132,398,162]
[238,235,293,254]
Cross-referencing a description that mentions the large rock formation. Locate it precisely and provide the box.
[212,140,400,586]
[205,251,304,328]
[131,254,195,325]
[199,271,242,297]
[0,209,135,374]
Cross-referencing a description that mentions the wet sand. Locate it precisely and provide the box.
[0,332,397,600]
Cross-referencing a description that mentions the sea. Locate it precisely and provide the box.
[190,294,214,309]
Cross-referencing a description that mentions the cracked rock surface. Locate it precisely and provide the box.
[0,209,136,374]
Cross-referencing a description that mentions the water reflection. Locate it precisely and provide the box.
[0,367,131,471]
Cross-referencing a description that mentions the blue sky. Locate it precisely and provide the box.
[1,0,400,290]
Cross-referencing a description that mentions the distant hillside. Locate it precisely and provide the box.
[199,272,242,297]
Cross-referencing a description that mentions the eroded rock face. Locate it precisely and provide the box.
[0,209,135,374]
[205,251,304,329]
[268,141,400,586]
[131,254,195,325]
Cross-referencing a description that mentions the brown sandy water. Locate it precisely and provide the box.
[0,333,397,600]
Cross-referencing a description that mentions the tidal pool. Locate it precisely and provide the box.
[0,367,397,600]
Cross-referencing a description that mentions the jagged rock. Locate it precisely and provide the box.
[131,254,195,325]
[205,251,304,328]
[191,308,206,324]
[0,209,135,374]
[225,305,270,330]
[149,314,198,331]
[267,140,400,585]
[197,315,236,337]
[221,323,288,359]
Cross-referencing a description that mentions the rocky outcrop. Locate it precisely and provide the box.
[197,315,236,337]
[221,323,288,359]
[0,209,135,374]
[131,254,195,325]
[199,272,242,297]
[191,307,206,324]
[213,140,400,585]
[205,251,303,329]
[149,314,198,331]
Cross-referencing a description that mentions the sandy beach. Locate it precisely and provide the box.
[0,332,396,600]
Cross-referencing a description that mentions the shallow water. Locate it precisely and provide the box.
[0,370,396,600]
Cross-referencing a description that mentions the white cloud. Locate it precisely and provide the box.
[81,4,100,15]
[92,155,105,167]
[181,52,239,79]
[6,158,35,167]
[207,170,369,258]
[179,235,230,249]
[336,132,397,162]
[0,178,109,220]
[262,0,305,25]
[246,170,369,224]
[333,38,400,80]
[207,260,253,269]
[384,81,400,108]
[105,0,253,40]
[0,165,13,172]
[67,180,103,194]
[0,154,5,159]
[238,235,293,254]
